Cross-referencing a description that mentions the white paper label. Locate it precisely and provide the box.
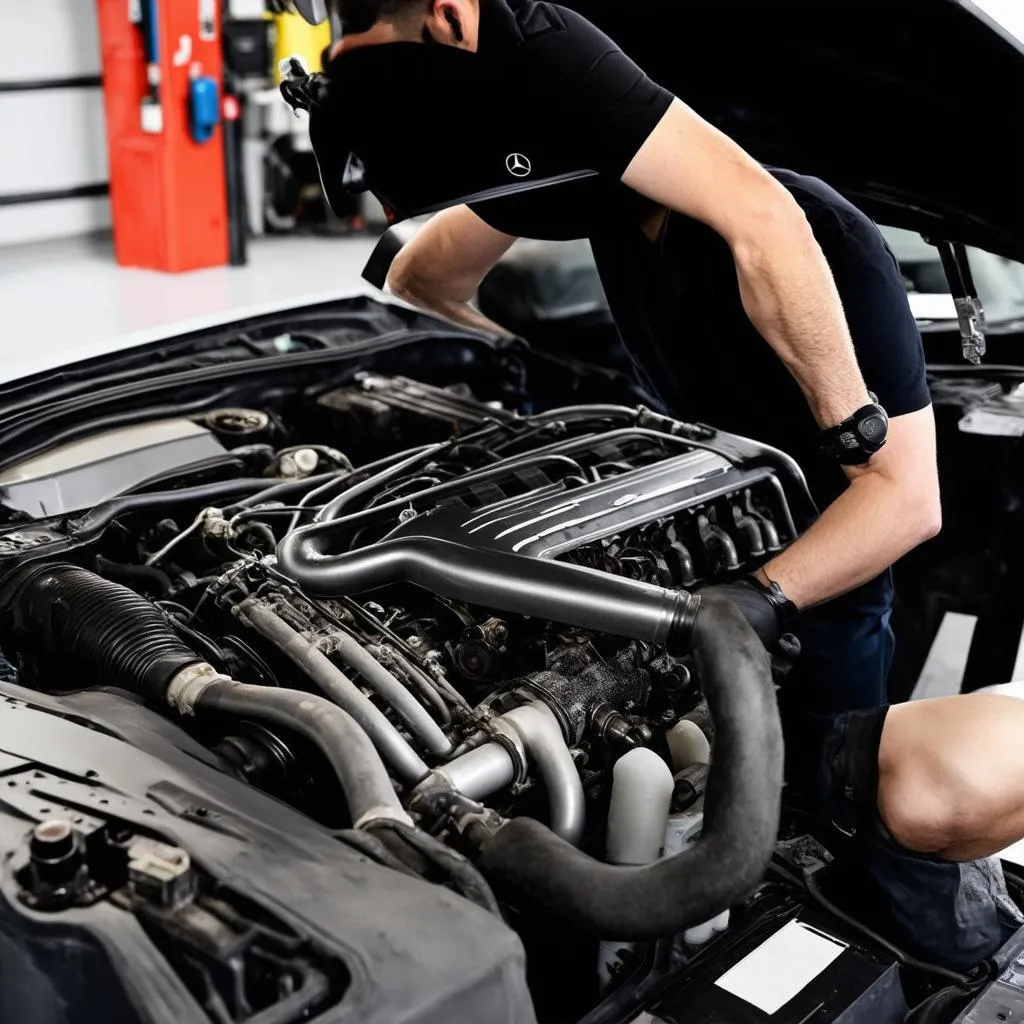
[199,0,217,40]
[139,98,164,135]
[714,919,847,1015]
[172,35,193,67]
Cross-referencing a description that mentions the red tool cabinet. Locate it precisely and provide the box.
[96,0,228,272]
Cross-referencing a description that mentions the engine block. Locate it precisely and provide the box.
[387,429,799,586]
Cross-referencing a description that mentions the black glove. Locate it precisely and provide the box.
[699,576,797,649]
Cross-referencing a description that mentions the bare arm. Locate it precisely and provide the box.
[761,407,942,608]
[621,98,871,429]
[387,206,519,336]
[623,100,940,606]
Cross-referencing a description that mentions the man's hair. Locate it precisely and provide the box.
[330,0,430,34]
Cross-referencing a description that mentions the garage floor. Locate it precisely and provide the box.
[0,231,380,383]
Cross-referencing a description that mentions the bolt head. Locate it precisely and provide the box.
[31,820,75,861]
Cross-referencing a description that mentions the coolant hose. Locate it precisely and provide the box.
[235,600,429,782]
[0,564,408,828]
[474,593,784,939]
[324,627,452,757]
[277,535,700,651]
[1,563,203,703]
[193,681,411,827]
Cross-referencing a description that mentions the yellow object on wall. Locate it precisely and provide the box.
[273,11,333,80]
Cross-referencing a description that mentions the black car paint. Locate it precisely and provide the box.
[568,0,1024,262]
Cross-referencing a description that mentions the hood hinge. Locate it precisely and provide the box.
[932,239,987,365]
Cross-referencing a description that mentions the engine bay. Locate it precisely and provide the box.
[0,341,994,1024]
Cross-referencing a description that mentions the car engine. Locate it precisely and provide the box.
[0,370,831,1023]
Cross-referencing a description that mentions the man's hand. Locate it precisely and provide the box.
[699,577,791,648]
[758,406,941,609]
[699,580,802,681]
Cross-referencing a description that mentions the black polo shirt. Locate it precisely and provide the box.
[589,170,932,510]
[466,0,672,237]
[469,1,931,513]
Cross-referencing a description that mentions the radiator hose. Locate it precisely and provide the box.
[473,592,784,939]
[0,563,408,827]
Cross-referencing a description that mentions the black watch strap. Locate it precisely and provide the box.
[820,393,889,466]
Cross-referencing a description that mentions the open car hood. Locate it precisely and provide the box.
[573,0,1024,261]
[312,0,1023,261]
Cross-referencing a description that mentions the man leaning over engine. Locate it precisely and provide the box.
[302,0,938,716]
[275,0,1024,972]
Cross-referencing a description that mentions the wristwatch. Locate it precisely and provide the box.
[751,568,799,630]
[819,393,889,466]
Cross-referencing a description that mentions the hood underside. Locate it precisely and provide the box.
[569,0,1024,260]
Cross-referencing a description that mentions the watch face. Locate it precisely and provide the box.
[859,414,887,443]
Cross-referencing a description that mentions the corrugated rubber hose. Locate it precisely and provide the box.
[0,564,408,827]
[2,562,203,703]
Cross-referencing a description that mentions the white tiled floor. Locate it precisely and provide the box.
[0,232,381,383]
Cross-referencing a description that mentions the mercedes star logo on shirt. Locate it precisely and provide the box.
[506,153,532,178]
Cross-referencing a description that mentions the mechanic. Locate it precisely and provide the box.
[294,0,940,719]
[279,0,1022,971]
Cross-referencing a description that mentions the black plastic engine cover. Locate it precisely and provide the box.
[388,437,799,584]
[953,925,1024,1023]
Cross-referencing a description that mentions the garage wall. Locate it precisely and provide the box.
[0,1,110,247]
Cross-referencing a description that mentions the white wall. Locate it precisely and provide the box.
[0,1,110,247]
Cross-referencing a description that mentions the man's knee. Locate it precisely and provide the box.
[874,698,1021,859]
[877,766,958,854]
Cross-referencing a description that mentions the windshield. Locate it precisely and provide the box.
[879,225,1024,328]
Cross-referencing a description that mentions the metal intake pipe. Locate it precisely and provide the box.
[499,703,585,845]
[439,743,516,799]
[437,702,586,845]
[276,534,700,651]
